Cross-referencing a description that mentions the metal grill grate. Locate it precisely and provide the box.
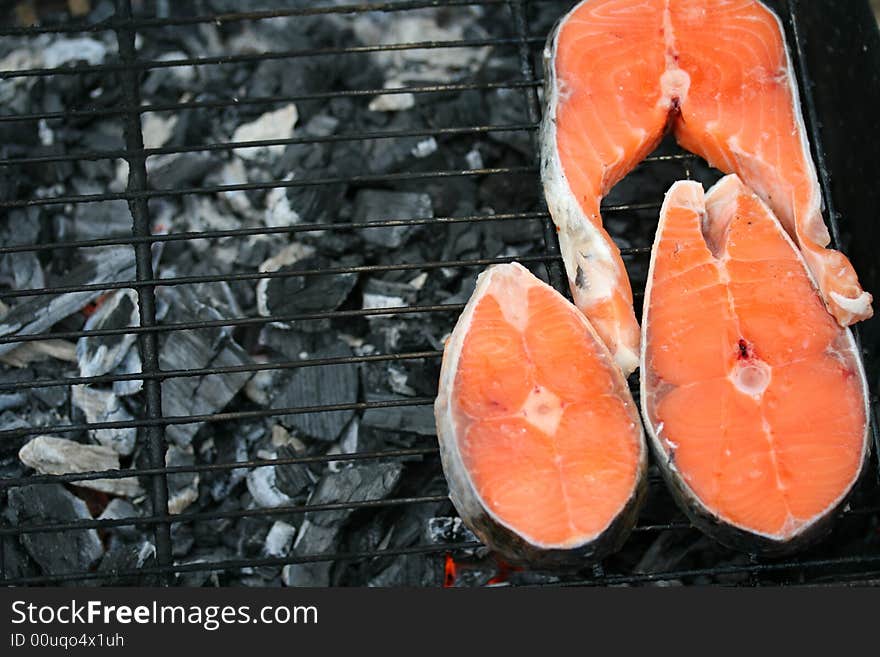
[0,0,878,587]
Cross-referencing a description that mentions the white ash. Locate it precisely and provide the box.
[219,157,253,216]
[18,435,143,498]
[247,465,294,509]
[232,104,299,160]
[265,178,301,228]
[353,10,490,82]
[38,119,54,146]
[141,113,178,150]
[71,385,137,456]
[43,37,109,68]
[166,445,200,515]
[465,147,484,170]
[265,521,297,558]
[111,347,143,397]
[411,137,438,158]
[369,82,416,113]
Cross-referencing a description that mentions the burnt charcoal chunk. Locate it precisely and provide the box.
[258,255,358,331]
[159,286,253,446]
[0,534,40,582]
[284,462,404,586]
[353,189,433,248]
[6,484,104,577]
[95,542,158,586]
[77,289,139,379]
[271,342,358,442]
[0,209,44,291]
[0,247,135,357]
[362,395,437,437]
[72,200,132,241]
[148,152,217,190]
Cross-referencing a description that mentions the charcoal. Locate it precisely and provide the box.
[271,341,358,442]
[206,429,249,503]
[230,516,273,559]
[71,385,136,456]
[6,484,104,577]
[0,393,26,412]
[0,246,134,357]
[98,498,142,542]
[427,517,478,545]
[0,534,40,582]
[362,397,437,438]
[362,114,427,174]
[283,462,404,586]
[18,435,142,497]
[257,254,359,331]
[70,200,132,240]
[486,87,532,155]
[176,548,233,587]
[0,209,44,291]
[353,189,433,248]
[166,445,199,514]
[363,278,418,310]
[274,444,313,499]
[246,465,293,509]
[368,554,443,587]
[76,289,139,379]
[96,542,157,586]
[159,286,253,446]
[148,152,217,190]
[31,380,68,409]
[171,524,195,558]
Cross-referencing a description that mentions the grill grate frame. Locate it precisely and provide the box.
[0,0,877,587]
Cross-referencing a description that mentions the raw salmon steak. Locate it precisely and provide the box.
[435,263,646,565]
[541,0,872,374]
[641,175,870,552]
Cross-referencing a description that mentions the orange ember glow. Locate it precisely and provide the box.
[443,553,457,588]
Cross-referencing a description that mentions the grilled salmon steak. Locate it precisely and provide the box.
[542,0,872,374]
[641,176,870,552]
[435,263,646,565]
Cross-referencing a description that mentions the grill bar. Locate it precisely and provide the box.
[0,248,653,302]
[114,0,173,583]
[0,36,548,81]
[0,80,543,124]
[0,397,438,442]
[3,543,880,588]
[0,0,518,36]
[0,166,536,209]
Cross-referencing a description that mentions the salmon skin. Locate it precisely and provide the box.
[541,0,872,375]
[641,175,870,553]
[435,263,647,566]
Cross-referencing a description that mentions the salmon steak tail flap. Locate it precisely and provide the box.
[641,176,870,554]
[541,0,872,372]
[435,263,647,566]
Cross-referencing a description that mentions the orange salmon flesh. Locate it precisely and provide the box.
[542,0,872,374]
[435,263,645,554]
[641,176,869,543]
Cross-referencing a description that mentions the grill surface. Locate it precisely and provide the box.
[1,0,878,587]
